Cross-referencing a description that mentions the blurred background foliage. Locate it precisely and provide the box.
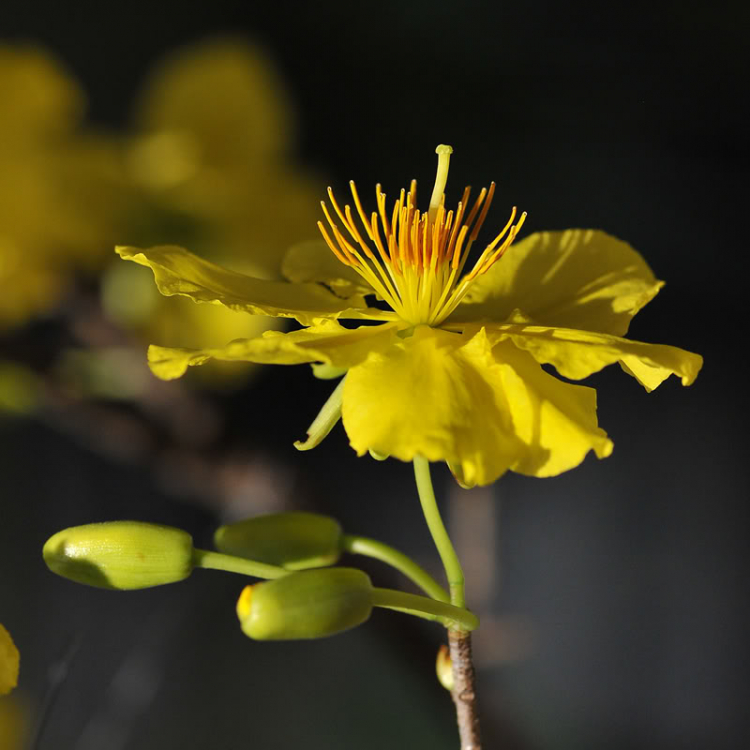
[0,1,747,749]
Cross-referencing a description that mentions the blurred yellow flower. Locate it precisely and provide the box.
[104,38,323,382]
[0,38,320,390]
[120,145,703,484]
[125,37,321,263]
[0,623,19,695]
[0,45,125,330]
[0,695,26,750]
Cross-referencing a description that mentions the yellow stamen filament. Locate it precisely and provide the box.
[317,146,526,326]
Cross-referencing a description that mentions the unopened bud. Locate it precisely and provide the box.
[214,512,342,570]
[237,568,373,640]
[436,644,454,690]
[43,521,194,590]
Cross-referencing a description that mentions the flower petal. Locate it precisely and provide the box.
[116,245,378,325]
[483,323,703,392]
[342,326,525,486]
[148,319,398,380]
[342,326,612,484]
[492,339,614,477]
[451,230,663,335]
[282,240,372,298]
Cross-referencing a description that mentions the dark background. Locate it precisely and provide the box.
[1,1,747,749]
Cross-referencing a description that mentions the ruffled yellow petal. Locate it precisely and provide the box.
[148,319,398,380]
[451,230,663,336]
[482,323,703,392]
[342,326,612,484]
[0,623,19,695]
[282,241,373,299]
[342,326,525,486]
[116,245,379,326]
[492,339,613,477]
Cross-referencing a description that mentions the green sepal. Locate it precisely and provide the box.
[294,377,345,451]
[237,567,373,640]
[214,512,342,570]
[368,449,389,461]
[43,521,194,590]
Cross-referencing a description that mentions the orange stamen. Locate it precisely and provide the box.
[316,148,526,326]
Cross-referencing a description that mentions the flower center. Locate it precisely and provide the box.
[317,145,526,327]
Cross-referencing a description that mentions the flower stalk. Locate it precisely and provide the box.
[341,533,450,602]
[413,456,482,749]
[370,588,478,630]
[413,456,466,608]
[192,548,289,579]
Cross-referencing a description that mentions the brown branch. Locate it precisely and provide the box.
[449,629,482,750]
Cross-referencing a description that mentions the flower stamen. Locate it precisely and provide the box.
[318,145,526,326]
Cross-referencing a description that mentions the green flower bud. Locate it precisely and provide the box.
[237,567,373,640]
[214,512,342,571]
[43,521,194,590]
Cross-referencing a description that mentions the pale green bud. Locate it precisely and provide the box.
[43,521,194,590]
[237,568,373,640]
[214,512,342,570]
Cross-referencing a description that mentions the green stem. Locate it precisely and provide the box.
[193,549,288,580]
[413,456,466,608]
[341,534,450,602]
[371,587,478,631]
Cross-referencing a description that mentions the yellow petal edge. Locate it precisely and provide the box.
[116,245,371,326]
[483,323,703,392]
[147,319,398,380]
[342,326,613,485]
[453,229,664,336]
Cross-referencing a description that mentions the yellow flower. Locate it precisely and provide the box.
[0,623,19,695]
[0,45,126,330]
[123,37,322,268]
[104,38,323,383]
[117,145,702,486]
